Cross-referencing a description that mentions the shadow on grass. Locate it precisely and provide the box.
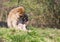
[0,21,60,29]
[0,21,8,28]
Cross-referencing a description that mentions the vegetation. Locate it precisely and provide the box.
[0,0,60,42]
[0,0,60,28]
[0,27,60,42]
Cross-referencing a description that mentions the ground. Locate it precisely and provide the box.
[0,27,60,42]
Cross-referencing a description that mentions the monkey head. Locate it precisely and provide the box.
[16,6,25,16]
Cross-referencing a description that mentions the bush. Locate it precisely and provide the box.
[0,0,60,28]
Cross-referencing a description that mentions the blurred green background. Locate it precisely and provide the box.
[0,0,60,28]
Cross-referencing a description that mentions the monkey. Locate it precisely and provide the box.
[7,6,25,29]
[7,6,29,31]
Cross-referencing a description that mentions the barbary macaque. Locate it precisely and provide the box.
[7,6,28,31]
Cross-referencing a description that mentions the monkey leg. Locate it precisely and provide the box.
[7,18,12,28]
[12,20,18,28]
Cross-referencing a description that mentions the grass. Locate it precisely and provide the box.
[0,27,60,42]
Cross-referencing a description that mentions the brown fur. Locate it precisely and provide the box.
[7,6,25,28]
